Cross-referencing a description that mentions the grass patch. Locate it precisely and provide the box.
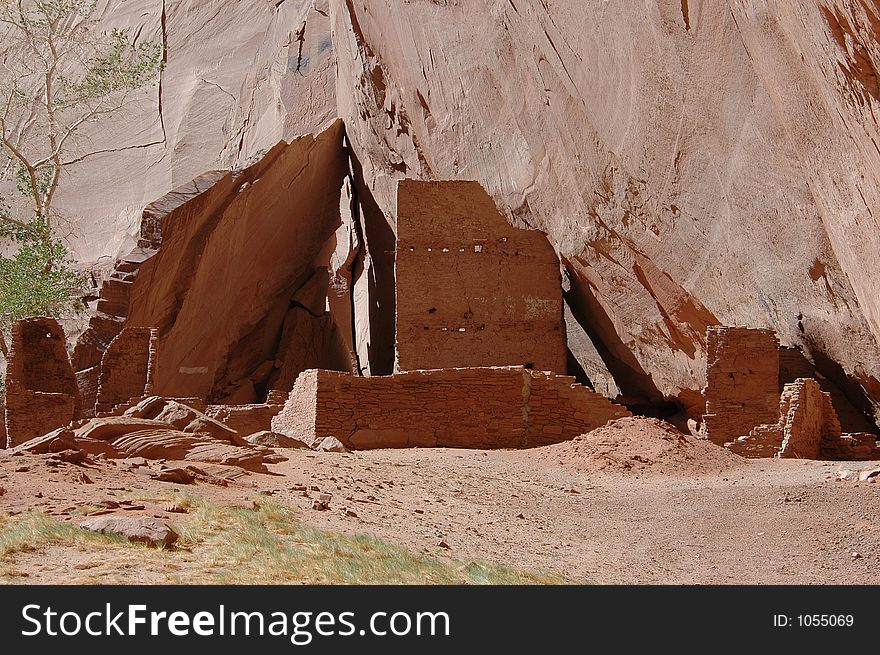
[0,511,128,557]
[174,496,564,584]
[0,497,568,585]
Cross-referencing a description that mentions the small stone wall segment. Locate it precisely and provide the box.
[3,317,81,447]
[728,378,872,460]
[272,367,630,450]
[205,401,286,436]
[703,326,780,445]
[95,328,158,414]
[76,366,100,419]
[777,378,841,459]
[395,180,566,374]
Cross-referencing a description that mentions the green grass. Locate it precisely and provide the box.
[0,496,568,585]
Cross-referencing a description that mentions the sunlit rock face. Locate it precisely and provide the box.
[57,0,337,262]
[56,0,880,424]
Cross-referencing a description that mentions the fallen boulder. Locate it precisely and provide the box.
[857,467,880,482]
[79,516,178,548]
[112,430,286,473]
[74,417,178,442]
[245,431,310,449]
[12,429,78,455]
[151,466,195,484]
[315,436,348,453]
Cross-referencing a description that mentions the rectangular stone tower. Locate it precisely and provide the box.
[395,180,566,373]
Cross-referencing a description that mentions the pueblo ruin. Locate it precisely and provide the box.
[1,123,878,468]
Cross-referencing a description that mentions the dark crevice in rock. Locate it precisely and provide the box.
[562,257,665,410]
[345,145,396,376]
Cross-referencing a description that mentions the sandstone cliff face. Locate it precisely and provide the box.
[53,0,880,424]
[330,0,880,420]
[56,0,336,261]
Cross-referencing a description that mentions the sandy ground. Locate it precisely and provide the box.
[1,432,878,584]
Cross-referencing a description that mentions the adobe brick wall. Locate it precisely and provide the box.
[728,378,870,460]
[76,366,100,419]
[703,326,780,445]
[395,180,566,373]
[95,328,158,414]
[3,318,81,448]
[272,367,630,450]
[778,378,841,459]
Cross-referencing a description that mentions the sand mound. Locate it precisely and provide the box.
[528,417,743,476]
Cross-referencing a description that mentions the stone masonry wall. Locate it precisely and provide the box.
[3,318,81,448]
[95,328,158,414]
[205,393,286,437]
[273,367,630,450]
[395,180,566,373]
[703,326,780,445]
[728,378,873,459]
[778,378,841,459]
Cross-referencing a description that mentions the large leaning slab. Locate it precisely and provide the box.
[72,120,353,402]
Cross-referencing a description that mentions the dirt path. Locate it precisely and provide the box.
[1,446,878,584]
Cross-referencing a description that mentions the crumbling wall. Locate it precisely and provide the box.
[76,366,100,419]
[273,367,629,450]
[94,328,158,414]
[778,378,841,459]
[205,391,287,436]
[394,180,566,373]
[703,327,780,445]
[728,378,874,459]
[3,318,81,447]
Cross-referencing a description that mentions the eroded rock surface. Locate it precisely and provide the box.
[14,0,880,427]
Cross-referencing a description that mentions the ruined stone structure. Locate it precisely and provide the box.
[272,367,630,450]
[729,378,879,460]
[205,391,288,437]
[3,318,81,448]
[0,398,6,448]
[702,327,780,445]
[395,180,566,373]
[94,328,158,414]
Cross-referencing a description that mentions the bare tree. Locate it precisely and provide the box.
[0,0,162,269]
[0,0,162,358]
